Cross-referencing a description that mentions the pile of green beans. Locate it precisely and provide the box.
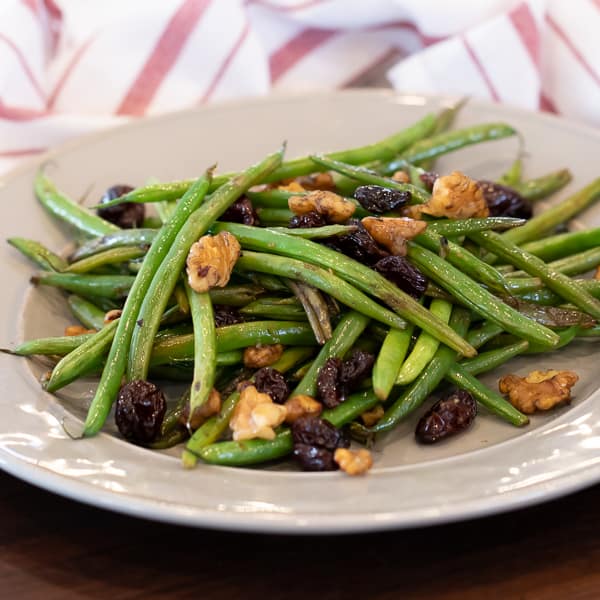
[6,108,600,474]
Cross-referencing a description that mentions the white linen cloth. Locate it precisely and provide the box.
[1,0,599,174]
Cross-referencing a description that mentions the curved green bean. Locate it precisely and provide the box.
[32,272,134,299]
[65,246,146,274]
[372,323,414,401]
[8,237,68,271]
[70,228,157,261]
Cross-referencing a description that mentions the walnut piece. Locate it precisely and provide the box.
[296,172,336,191]
[284,394,323,423]
[64,325,96,336]
[278,181,306,193]
[243,343,284,368]
[391,170,410,183]
[334,448,373,476]
[186,231,241,293]
[361,216,427,255]
[288,190,355,223]
[360,404,384,427]
[179,388,222,431]
[104,309,122,324]
[498,369,579,414]
[412,171,489,219]
[230,384,287,441]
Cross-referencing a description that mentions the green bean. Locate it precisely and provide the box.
[32,272,134,299]
[235,251,406,331]
[372,324,414,401]
[465,321,504,349]
[70,229,157,261]
[520,227,600,262]
[514,168,572,201]
[7,237,68,271]
[215,223,476,357]
[509,247,600,279]
[309,155,431,205]
[498,157,523,187]
[293,311,370,397]
[197,390,378,466]
[65,247,146,274]
[83,169,214,437]
[35,172,119,237]
[67,295,106,330]
[208,284,264,306]
[406,243,559,348]
[184,281,217,424]
[515,278,600,305]
[286,279,332,343]
[426,217,526,236]
[240,297,306,320]
[127,147,284,384]
[396,299,452,385]
[6,333,93,357]
[460,340,529,376]
[381,123,517,174]
[445,363,528,426]
[503,177,600,246]
[270,224,358,239]
[150,321,317,365]
[470,231,600,320]
[246,189,303,208]
[255,207,294,225]
[416,230,509,293]
[45,319,120,392]
[525,327,579,353]
[372,308,471,432]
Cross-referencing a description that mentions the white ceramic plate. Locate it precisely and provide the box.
[2,90,600,534]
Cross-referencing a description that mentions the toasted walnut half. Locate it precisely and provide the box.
[64,325,96,336]
[362,216,427,255]
[410,171,489,219]
[230,384,287,441]
[186,231,241,293]
[360,404,384,427]
[179,388,222,431]
[278,181,306,193]
[391,170,410,183]
[243,343,284,368]
[334,448,373,476]
[284,394,323,423]
[499,369,579,414]
[288,190,355,224]
[104,309,122,324]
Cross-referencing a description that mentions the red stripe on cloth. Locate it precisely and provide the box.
[21,0,40,17]
[539,93,558,113]
[374,20,444,47]
[0,147,46,157]
[116,0,212,116]
[248,0,330,11]
[340,47,402,88]
[0,100,50,120]
[0,32,45,102]
[199,22,251,103]
[269,28,337,83]
[46,35,96,109]
[546,14,600,87]
[462,36,500,101]
[509,2,539,68]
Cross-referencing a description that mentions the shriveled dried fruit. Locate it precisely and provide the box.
[289,210,327,229]
[221,196,259,226]
[115,380,167,444]
[362,216,427,255]
[230,384,287,441]
[354,185,411,214]
[103,309,122,324]
[97,184,144,229]
[186,231,241,293]
[419,171,438,191]
[293,443,337,471]
[317,357,344,408]
[179,388,222,431]
[243,343,284,368]
[284,394,323,423]
[411,171,489,219]
[373,255,428,299]
[334,448,373,476]
[291,415,349,471]
[478,180,532,219]
[288,190,355,223]
[499,369,579,414]
[325,219,389,265]
[64,325,96,336]
[415,389,477,444]
[254,367,290,404]
[339,349,375,391]
[213,305,244,327]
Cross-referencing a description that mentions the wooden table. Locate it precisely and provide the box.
[1,470,598,599]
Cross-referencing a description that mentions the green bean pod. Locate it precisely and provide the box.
[514,168,572,201]
[7,237,68,271]
[65,247,146,274]
[520,227,600,261]
[32,272,134,299]
[426,217,526,236]
[372,323,414,401]
[459,340,529,376]
[67,295,107,330]
[70,229,157,261]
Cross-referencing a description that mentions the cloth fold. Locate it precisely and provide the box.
[1,0,599,174]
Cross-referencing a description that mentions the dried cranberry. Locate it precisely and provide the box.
[291,416,349,471]
[221,196,259,226]
[293,444,337,471]
[415,389,477,444]
[115,380,166,444]
[289,211,327,228]
[97,185,145,229]
[374,255,428,299]
[325,220,389,265]
[213,305,244,327]
[354,185,411,214]
[339,349,375,391]
[317,357,344,408]
[419,171,438,191]
[254,367,290,404]
[478,180,532,219]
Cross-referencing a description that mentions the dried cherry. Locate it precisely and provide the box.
[478,180,532,219]
[325,219,389,265]
[254,367,290,404]
[339,349,375,391]
[213,305,244,327]
[97,185,145,229]
[115,380,166,444]
[317,357,343,408]
[353,185,411,214]
[221,196,259,226]
[291,416,350,471]
[373,255,428,299]
[289,211,327,228]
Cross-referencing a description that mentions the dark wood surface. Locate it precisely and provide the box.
[1,471,599,599]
